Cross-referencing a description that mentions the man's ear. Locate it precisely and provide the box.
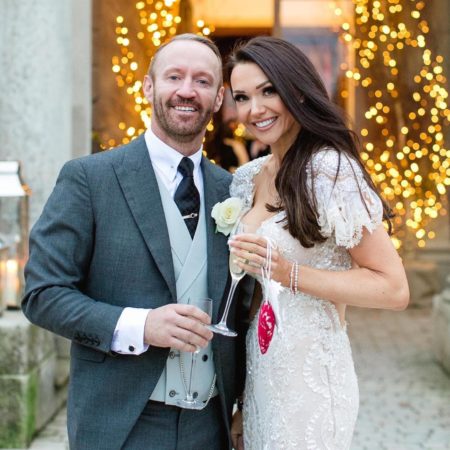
[213,86,225,113]
[143,75,153,103]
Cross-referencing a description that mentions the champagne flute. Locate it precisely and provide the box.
[178,297,213,409]
[208,222,248,337]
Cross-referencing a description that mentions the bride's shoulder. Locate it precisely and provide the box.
[230,155,269,200]
[234,155,269,178]
[232,156,269,185]
[308,147,360,179]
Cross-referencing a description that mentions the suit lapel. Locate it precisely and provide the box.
[112,135,177,301]
[202,158,231,320]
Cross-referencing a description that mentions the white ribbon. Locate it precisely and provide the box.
[260,238,283,332]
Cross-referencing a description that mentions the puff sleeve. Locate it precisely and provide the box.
[308,149,384,248]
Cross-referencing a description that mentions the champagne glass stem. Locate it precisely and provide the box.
[217,278,238,328]
[186,352,197,401]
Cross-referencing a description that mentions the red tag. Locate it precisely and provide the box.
[257,300,276,354]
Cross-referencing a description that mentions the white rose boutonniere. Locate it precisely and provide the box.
[211,197,244,236]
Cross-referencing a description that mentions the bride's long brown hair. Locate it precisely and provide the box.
[227,36,392,248]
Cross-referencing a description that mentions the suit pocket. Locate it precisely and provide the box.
[71,343,107,363]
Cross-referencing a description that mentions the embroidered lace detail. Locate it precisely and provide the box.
[308,149,383,249]
[233,150,365,449]
[230,156,270,210]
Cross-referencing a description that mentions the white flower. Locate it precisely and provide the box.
[211,197,244,236]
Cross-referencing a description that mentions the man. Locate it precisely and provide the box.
[23,34,249,450]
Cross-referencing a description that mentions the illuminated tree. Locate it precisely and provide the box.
[336,0,449,249]
[100,0,213,149]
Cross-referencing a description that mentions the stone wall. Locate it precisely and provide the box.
[0,312,68,448]
[433,276,450,374]
[0,0,91,447]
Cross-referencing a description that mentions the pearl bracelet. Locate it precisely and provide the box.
[289,261,299,295]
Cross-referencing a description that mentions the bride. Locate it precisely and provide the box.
[227,37,409,449]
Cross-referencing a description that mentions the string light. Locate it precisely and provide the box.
[336,0,449,249]
[99,0,214,149]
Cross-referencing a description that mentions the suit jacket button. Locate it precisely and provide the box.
[202,355,208,362]
[169,390,176,398]
[128,345,135,352]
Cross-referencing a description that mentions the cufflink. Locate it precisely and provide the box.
[128,345,135,352]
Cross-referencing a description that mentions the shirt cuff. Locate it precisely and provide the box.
[111,307,150,355]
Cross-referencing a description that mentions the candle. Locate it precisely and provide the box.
[4,259,20,308]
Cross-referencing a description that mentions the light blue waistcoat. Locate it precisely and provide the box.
[150,172,217,406]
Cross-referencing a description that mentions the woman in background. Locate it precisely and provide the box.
[205,87,249,172]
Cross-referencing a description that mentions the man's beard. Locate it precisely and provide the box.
[152,94,214,143]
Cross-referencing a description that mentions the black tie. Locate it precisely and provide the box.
[174,157,200,238]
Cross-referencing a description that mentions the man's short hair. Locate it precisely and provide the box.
[147,33,223,85]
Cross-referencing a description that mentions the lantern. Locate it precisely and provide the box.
[0,161,30,309]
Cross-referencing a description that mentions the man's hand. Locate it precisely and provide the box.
[144,304,213,352]
[231,410,244,450]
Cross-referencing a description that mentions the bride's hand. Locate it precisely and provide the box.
[229,234,291,287]
[231,410,244,450]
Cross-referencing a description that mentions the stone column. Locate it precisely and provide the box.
[0,0,92,224]
[72,0,92,161]
[0,0,91,447]
[433,277,450,374]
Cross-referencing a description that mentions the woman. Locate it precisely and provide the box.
[227,37,409,449]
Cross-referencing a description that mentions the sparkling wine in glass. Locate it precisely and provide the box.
[208,222,249,337]
[177,297,213,409]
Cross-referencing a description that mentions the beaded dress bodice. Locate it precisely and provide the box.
[231,149,382,450]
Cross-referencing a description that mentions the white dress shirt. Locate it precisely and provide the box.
[110,128,204,355]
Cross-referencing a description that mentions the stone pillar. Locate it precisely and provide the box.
[0,0,92,224]
[433,276,450,374]
[0,0,91,447]
[0,312,67,448]
[72,0,92,160]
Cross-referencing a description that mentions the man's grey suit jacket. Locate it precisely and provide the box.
[22,135,249,450]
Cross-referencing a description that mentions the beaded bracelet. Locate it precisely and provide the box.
[289,262,294,292]
[289,261,299,295]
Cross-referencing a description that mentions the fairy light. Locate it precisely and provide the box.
[98,1,214,149]
[336,0,449,250]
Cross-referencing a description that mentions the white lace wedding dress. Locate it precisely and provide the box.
[230,149,383,450]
